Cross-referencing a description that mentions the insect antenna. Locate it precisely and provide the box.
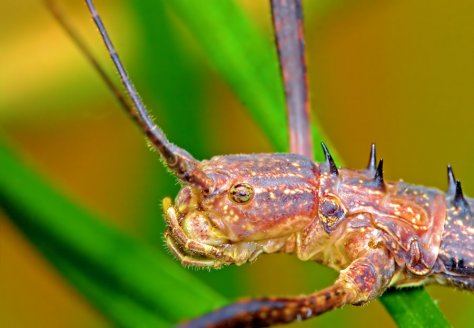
[46,0,213,192]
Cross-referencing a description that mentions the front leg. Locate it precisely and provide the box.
[177,250,395,327]
[338,249,395,304]
[271,0,313,158]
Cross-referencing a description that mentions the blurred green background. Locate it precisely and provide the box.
[1,0,473,327]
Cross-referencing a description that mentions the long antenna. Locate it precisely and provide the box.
[45,0,213,191]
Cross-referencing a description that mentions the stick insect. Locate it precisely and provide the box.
[45,0,473,327]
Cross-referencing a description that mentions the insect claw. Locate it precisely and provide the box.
[366,143,377,172]
[447,164,457,197]
[321,142,338,176]
[453,180,470,212]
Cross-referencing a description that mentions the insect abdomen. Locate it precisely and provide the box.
[436,198,474,290]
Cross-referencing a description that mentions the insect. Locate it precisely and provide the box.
[45,0,474,327]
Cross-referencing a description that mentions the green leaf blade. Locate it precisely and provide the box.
[381,288,451,328]
[0,139,225,325]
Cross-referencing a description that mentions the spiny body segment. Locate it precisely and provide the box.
[171,144,473,327]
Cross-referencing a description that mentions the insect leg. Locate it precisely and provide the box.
[178,250,394,327]
[83,0,215,190]
[270,0,313,158]
[46,0,213,191]
[177,282,355,328]
[43,0,141,128]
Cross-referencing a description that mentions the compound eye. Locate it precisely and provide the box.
[320,199,339,216]
[319,195,346,232]
[229,183,254,204]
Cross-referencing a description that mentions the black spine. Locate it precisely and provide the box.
[321,142,338,176]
